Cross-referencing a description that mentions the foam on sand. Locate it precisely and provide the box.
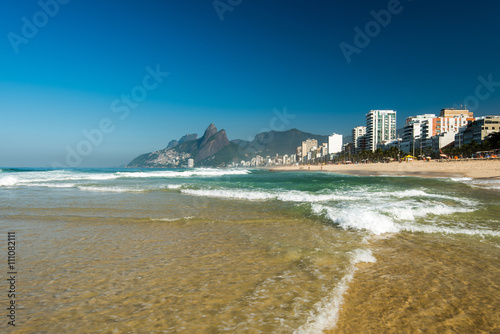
[295,248,376,333]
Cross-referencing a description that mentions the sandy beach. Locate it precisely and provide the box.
[271,159,500,180]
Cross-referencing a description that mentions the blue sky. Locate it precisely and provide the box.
[1,0,499,167]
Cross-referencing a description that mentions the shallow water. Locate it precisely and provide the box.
[0,168,498,333]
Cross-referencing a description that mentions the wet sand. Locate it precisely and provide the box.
[271,159,500,180]
[328,233,500,333]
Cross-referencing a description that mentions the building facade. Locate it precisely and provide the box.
[301,139,318,162]
[328,133,343,154]
[366,110,397,152]
[352,126,367,153]
[461,116,500,145]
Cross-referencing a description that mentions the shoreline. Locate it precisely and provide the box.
[269,159,500,180]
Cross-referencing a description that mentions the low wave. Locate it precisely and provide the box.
[116,168,250,178]
[0,169,251,187]
[181,187,490,237]
[0,171,118,186]
[181,187,471,205]
[312,204,399,235]
[77,184,183,193]
[312,204,496,237]
[399,222,500,237]
[77,186,148,193]
[0,176,18,187]
[448,177,500,190]
[182,188,275,200]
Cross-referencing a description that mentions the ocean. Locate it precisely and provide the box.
[0,167,498,333]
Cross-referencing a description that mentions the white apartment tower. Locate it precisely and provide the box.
[352,126,367,152]
[366,110,397,152]
[328,133,343,154]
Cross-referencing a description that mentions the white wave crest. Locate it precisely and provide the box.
[277,191,354,202]
[116,168,250,178]
[385,203,474,221]
[449,177,474,182]
[181,188,355,202]
[28,183,76,188]
[312,204,400,235]
[391,189,429,198]
[182,188,274,200]
[0,171,118,184]
[399,222,500,237]
[0,176,18,187]
[77,186,146,193]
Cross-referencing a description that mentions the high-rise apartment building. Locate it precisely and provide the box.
[328,133,343,154]
[301,139,318,161]
[366,110,397,152]
[401,108,474,153]
[461,115,500,145]
[352,126,367,153]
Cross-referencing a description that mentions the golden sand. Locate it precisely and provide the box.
[272,159,500,180]
[328,233,500,334]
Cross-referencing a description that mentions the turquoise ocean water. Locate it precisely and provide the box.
[0,168,498,333]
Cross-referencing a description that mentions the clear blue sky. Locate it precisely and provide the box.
[1,0,499,167]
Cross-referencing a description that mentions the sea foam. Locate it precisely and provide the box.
[0,176,18,187]
[312,204,400,235]
[295,248,376,333]
[116,168,250,178]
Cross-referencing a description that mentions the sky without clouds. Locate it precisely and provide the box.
[1,0,499,167]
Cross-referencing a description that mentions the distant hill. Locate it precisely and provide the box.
[166,133,198,149]
[237,128,329,156]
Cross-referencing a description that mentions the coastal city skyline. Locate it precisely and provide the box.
[1,1,500,167]
[1,2,499,332]
[123,107,496,169]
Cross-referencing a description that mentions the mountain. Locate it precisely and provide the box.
[166,140,178,149]
[127,125,330,168]
[239,128,329,156]
[166,133,198,149]
[127,124,230,168]
[175,124,230,162]
[179,133,198,144]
